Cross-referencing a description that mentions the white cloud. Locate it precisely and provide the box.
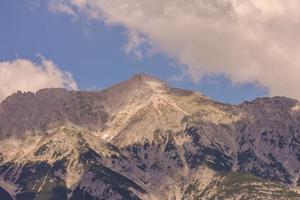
[50,0,300,99]
[0,57,78,101]
[49,0,78,19]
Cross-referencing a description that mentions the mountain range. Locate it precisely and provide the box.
[1,74,300,200]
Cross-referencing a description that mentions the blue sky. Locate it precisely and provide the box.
[0,0,269,104]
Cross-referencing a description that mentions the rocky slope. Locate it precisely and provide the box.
[0,74,300,200]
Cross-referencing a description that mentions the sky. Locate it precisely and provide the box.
[2,0,298,104]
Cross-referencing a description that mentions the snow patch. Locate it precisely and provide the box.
[292,103,300,112]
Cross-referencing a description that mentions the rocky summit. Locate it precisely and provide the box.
[1,74,300,200]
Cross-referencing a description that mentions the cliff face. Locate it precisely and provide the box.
[0,74,300,200]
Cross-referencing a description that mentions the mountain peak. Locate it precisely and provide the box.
[126,74,167,90]
[129,73,165,83]
[101,74,168,107]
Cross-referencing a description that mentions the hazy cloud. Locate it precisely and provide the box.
[0,57,78,101]
[49,0,78,19]
[49,0,300,99]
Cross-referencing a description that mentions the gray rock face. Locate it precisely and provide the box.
[0,74,300,199]
[0,88,108,138]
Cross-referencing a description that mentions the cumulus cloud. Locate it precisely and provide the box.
[50,0,300,99]
[0,57,78,101]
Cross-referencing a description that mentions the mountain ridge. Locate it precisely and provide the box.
[1,74,300,199]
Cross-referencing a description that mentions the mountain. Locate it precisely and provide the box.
[1,74,300,200]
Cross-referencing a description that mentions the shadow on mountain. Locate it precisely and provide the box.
[0,186,13,200]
